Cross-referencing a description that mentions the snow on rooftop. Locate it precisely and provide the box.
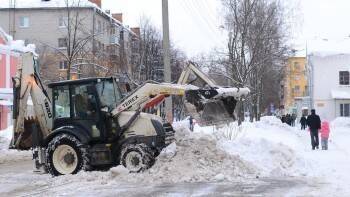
[331,90,350,99]
[307,38,350,57]
[0,0,97,9]
[0,27,37,55]
[0,0,135,36]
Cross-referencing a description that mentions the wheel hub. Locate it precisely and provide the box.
[125,151,142,172]
[52,144,78,175]
[63,152,75,165]
[131,156,140,166]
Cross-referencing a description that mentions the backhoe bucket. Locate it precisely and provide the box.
[184,89,237,126]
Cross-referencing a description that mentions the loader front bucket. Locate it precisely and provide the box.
[184,89,238,126]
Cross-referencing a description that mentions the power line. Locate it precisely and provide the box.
[178,0,221,45]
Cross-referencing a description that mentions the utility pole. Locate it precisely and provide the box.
[162,0,172,122]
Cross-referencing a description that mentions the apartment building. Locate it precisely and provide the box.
[282,56,308,115]
[0,0,140,82]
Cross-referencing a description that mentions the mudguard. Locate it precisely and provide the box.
[43,125,91,146]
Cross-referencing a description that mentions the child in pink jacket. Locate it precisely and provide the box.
[320,121,330,150]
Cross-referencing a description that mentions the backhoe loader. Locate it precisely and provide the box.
[11,52,249,175]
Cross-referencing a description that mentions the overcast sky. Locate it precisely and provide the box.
[102,0,350,57]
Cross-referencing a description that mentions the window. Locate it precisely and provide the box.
[59,61,68,70]
[53,86,70,118]
[58,38,67,48]
[292,85,300,95]
[339,71,349,85]
[304,85,308,96]
[340,104,350,117]
[294,62,300,70]
[97,20,102,32]
[59,17,68,27]
[72,84,98,119]
[96,80,121,109]
[19,16,29,28]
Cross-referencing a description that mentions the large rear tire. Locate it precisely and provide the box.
[46,134,90,176]
[120,143,155,173]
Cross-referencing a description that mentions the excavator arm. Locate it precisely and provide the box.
[112,62,249,125]
[11,52,53,149]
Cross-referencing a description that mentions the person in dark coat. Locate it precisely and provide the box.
[286,114,292,126]
[306,109,321,150]
[189,116,194,131]
[291,114,296,126]
[281,115,286,123]
[300,116,307,130]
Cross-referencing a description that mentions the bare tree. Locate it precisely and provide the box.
[219,0,289,123]
[136,17,186,83]
[38,0,108,80]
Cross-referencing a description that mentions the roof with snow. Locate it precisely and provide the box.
[0,0,136,36]
[307,38,350,57]
[0,0,97,9]
[0,27,37,55]
[331,90,350,99]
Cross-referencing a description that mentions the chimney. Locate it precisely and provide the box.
[88,0,101,8]
[131,27,140,37]
[112,13,123,23]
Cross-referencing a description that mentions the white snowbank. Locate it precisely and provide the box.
[331,117,350,128]
[2,116,350,195]
[194,116,313,177]
[0,126,31,164]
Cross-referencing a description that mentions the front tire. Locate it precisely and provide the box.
[46,134,90,176]
[120,143,155,172]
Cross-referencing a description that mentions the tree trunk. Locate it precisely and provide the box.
[236,100,245,125]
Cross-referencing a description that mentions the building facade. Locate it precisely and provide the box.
[0,27,18,130]
[0,0,140,82]
[308,53,350,120]
[282,56,308,115]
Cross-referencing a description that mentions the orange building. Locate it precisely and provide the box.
[282,56,308,114]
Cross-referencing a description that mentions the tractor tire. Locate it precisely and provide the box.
[46,134,90,176]
[120,143,155,173]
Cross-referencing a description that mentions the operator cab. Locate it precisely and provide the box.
[48,77,122,141]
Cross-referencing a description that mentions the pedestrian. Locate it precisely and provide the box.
[286,114,292,126]
[291,114,296,126]
[300,115,307,130]
[281,115,286,123]
[189,116,194,131]
[320,120,330,150]
[306,109,321,150]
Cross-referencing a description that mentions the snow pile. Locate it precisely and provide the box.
[0,126,31,164]
[135,129,256,183]
[0,126,13,150]
[331,117,350,128]
[194,116,313,177]
[51,125,257,187]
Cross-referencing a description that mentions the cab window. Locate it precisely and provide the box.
[96,80,121,109]
[53,86,70,118]
[72,84,98,119]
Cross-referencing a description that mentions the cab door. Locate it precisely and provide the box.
[70,83,106,141]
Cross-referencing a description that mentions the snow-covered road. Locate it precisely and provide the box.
[1,116,350,196]
[0,159,319,196]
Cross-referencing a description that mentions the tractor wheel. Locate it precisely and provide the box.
[46,134,90,176]
[120,143,155,173]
